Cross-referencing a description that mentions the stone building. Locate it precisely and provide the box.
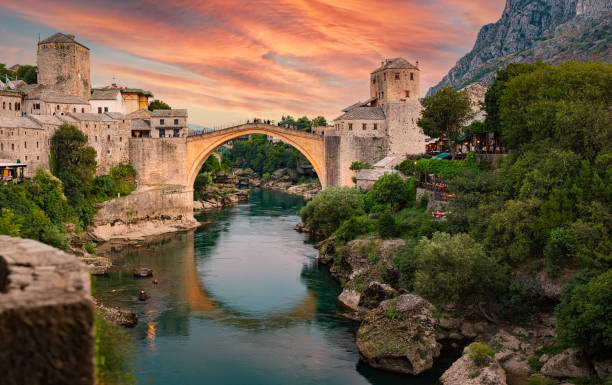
[90,89,125,114]
[25,89,90,116]
[37,33,91,101]
[90,85,153,115]
[150,109,188,138]
[330,58,426,186]
[0,90,22,117]
[0,116,49,173]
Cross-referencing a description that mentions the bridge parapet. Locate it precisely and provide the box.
[187,123,324,141]
[0,236,95,385]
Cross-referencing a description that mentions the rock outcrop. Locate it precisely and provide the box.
[540,348,592,378]
[81,256,112,275]
[440,346,507,385]
[428,0,612,95]
[356,294,441,374]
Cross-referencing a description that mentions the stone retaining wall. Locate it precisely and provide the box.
[0,236,95,385]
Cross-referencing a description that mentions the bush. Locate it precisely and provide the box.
[333,215,375,242]
[95,312,135,384]
[543,227,575,278]
[85,241,97,255]
[349,161,371,171]
[527,374,556,385]
[0,208,21,236]
[300,187,365,237]
[366,173,415,212]
[417,193,429,209]
[414,232,507,307]
[555,270,612,357]
[498,278,550,321]
[262,172,271,182]
[467,342,494,366]
[378,212,399,239]
[396,157,416,176]
[392,245,420,291]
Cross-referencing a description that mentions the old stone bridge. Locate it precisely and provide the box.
[186,123,327,188]
[129,122,347,190]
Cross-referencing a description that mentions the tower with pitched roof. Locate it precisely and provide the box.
[37,33,91,101]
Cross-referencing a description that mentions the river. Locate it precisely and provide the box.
[94,188,448,385]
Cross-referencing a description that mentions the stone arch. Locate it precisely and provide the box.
[186,124,325,189]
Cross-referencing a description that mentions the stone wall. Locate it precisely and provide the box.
[0,91,21,117]
[129,137,187,186]
[0,118,50,176]
[0,236,95,385]
[333,118,387,136]
[384,101,426,156]
[324,135,341,187]
[91,185,195,240]
[328,132,389,187]
[371,68,420,104]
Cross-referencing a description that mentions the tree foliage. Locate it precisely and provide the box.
[312,116,327,127]
[148,99,171,111]
[300,187,364,237]
[414,232,507,307]
[418,87,475,159]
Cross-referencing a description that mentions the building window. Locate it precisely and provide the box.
[24,141,27,149]
[85,124,89,128]
[9,103,12,110]
[381,91,384,98]
[372,78,375,84]
[104,107,108,112]
[405,91,410,98]
[107,135,110,141]
[348,123,353,130]
[373,123,378,130]
[73,108,76,112]
[11,144,14,151]
[119,137,122,142]
[81,108,85,113]
[2,102,5,109]
[98,107,102,113]
[37,156,39,160]
[160,119,165,125]
[36,141,38,148]
[174,119,179,125]
[159,129,166,137]
[0,143,2,150]
[56,105,60,110]
[410,73,414,81]
[395,73,400,79]
[95,136,97,142]
[108,125,110,129]
[383,73,386,81]
[362,123,367,130]
[25,156,28,161]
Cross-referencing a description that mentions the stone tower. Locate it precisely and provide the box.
[370,58,420,108]
[37,33,91,101]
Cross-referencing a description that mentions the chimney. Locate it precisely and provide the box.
[416,60,419,68]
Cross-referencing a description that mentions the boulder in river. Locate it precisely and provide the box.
[99,304,138,327]
[356,294,441,374]
[81,256,112,275]
[440,344,507,385]
[133,267,153,277]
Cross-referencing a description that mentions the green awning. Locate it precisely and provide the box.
[432,153,451,159]
[457,133,471,141]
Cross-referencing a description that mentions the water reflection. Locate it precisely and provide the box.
[94,189,440,385]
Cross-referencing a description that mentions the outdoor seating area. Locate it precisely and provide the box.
[421,173,454,202]
[426,131,507,157]
[0,162,28,184]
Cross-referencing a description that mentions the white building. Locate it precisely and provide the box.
[89,89,126,114]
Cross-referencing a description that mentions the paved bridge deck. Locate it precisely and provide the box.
[187,123,323,141]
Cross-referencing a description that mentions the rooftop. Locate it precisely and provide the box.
[335,106,385,121]
[372,58,419,73]
[39,32,89,50]
[0,116,41,129]
[126,108,151,119]
[90,89,121,100]
[29,115,64,125]
[68,113,115,122]
[27,90,89,104]
[356,169,396,181]
[151,109,188,117]
[105,112,127,120]
[131,118,151,131]
[91,84,153,97]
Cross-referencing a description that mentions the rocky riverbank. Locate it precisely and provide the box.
[309,233,612,384]
[193,171,250,210]
[234,168,321,200]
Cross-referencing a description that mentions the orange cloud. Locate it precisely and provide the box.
[0,0,505,124]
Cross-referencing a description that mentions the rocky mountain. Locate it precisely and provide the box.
[428,0,612,95]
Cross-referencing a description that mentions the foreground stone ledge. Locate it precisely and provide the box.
[0,235,95,385]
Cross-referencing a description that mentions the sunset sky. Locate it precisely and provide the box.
[0,0,505,126]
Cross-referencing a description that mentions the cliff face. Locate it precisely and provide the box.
[427,0,612,95]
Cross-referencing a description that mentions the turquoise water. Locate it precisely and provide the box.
[95,189,447,384]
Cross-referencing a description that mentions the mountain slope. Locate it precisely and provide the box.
[428,0,612,95]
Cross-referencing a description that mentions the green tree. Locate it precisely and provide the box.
[484,62,543,133]
[0,208,21,236]
[418,87,475,160]
[556,270,612,357]
[296,116,312,131]
[51,124,97,184]
[498,61,612,160]
[414,232,507,307]
[312,116,327,127]
[148,99,171,111]
[366,173,415,212]
[15,65,37,84]
[300,187,364,237]
[279,115,296,127]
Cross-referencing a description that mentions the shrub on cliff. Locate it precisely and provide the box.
[414,232,507,307]
[365,173,416,213]
[555,270,612,358]
[333,215,375,242]
[300,187,364,237]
